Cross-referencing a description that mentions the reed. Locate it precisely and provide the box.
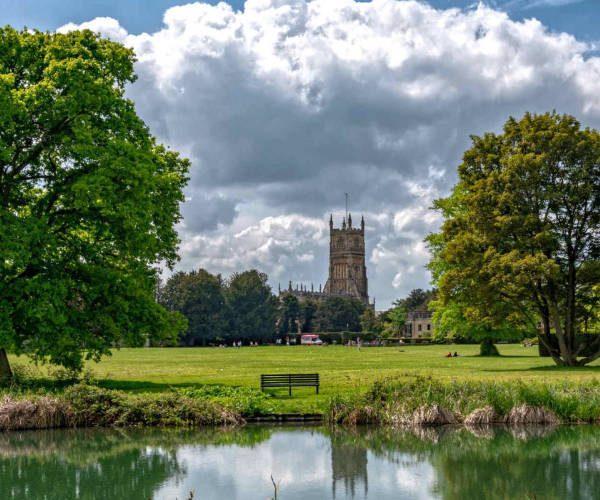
[328,376,600,425]
[0,384,244,430]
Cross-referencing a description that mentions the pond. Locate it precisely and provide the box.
[2,424,600,499]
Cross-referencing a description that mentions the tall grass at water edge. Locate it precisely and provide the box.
[328,376,600,425]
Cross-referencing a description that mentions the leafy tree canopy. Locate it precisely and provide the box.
[0,27,189,380]
[393,288,436,312]
[315,297,366,332]
[226,270,278,341]
[428,112,600,366]
[158,270,227,346]
[278,294,300,334]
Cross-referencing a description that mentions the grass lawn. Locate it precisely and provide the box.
[9,344,600,413]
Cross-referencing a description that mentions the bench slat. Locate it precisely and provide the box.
[260,373,320,395]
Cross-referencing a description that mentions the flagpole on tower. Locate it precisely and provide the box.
[345,192,349,221]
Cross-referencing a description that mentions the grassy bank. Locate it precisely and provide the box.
[4,344,600,426]
[0,384,255,430]
[328,376,600,425]
[7,344,600,413]
[4,374,600,430]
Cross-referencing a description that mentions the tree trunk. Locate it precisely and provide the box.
[550,302,576,366]
[480,338,500,356]
[0,348,12,383]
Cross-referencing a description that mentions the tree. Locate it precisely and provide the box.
[360,307,377,333]
[315,297,366,332]
[429,112,600,366]
[225,270,278,342]
[0,28,189,381]
[429,300,527,354]
[387,306,407,336]
[158,270,227,346]
[393,288,436,312]
[300,299,318,333]
[278,294,300,334]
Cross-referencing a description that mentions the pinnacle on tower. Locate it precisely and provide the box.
[329,213,333,230]
[348,213,352,228]
[361,215,365,231]
[342,217,346,229]
[288,280,292,291]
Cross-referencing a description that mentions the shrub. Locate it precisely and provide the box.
[178,385,274,417]
[327,376,600,425]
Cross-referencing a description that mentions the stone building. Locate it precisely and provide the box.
[280,213,374,307]
[404,310,434,338]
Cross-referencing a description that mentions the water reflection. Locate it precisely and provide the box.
[1,425,600,499]
[330,432,368,498]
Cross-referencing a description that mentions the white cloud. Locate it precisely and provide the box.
[60,0,600,307]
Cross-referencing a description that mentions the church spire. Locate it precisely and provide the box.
[348,213,352,228]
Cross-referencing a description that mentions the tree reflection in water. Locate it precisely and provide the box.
[1,424,600,499]
[330,432,368,498]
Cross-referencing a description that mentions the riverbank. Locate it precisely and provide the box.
[328,376,600,426]
[3,376,600,430]
[7,344,600,415]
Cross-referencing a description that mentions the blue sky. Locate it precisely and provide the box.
[4,0,599,40]
[5,0,600,307]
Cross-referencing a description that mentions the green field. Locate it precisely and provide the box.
[9,344,600,412]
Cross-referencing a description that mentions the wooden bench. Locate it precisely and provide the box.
[261,373,320,396]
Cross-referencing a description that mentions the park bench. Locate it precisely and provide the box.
[260,373,320,396]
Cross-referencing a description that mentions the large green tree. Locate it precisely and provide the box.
[225,270,278,341]
[393,288,436,312]
[158,270,227,346]
[430,112,600,366]
[315,297,366,332]
[0,28,189,381]
[278,293,300,334]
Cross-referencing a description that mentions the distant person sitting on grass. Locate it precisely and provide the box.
[446,352,452,358]
[453,352,458,357]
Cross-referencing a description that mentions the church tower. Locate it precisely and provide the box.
[323,214,369,304]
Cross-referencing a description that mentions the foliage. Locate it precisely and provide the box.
[158,270,227,345]
[314,297,366,332]
[328,376,600,425]
[393,288,436,312]
[300,299,318,333]
[479,337,500,356]
[359,307,380,333]
[429,112,600,366]
[430,300,529,346]
[387,306,407,336]
[0,384,242,430]
[278,294,300,334]
[177,385,274,417]
[225,270,279,341]
[0,27,189,379]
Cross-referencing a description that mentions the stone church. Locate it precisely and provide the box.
[279,213,374,307]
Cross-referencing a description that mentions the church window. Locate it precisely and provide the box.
[418,324,422,332]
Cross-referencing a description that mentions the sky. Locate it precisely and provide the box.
[4,0,600,308]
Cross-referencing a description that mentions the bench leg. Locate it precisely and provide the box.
[289,385,292,397]
[316,385,319,395]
